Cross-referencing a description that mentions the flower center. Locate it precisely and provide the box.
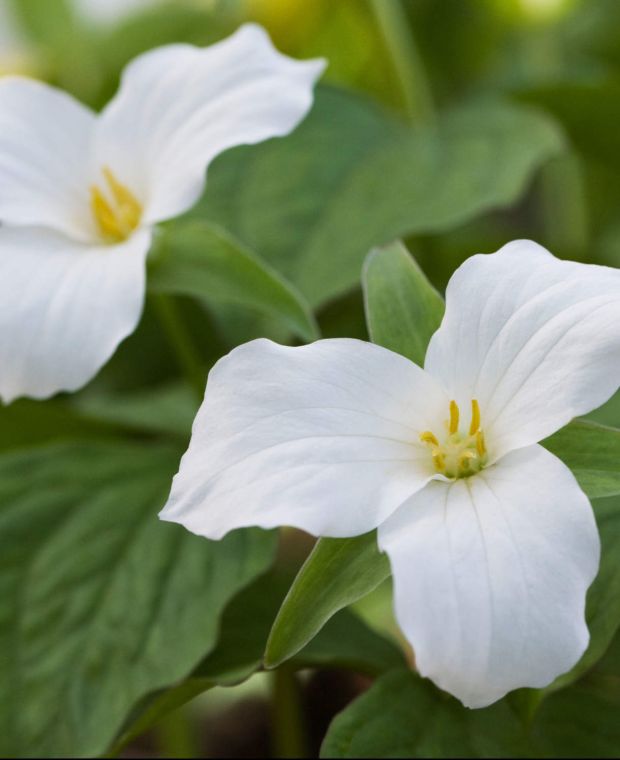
[90,167,142,243]
[420,399,488,479]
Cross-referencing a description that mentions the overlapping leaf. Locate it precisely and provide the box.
[0,441,276,758]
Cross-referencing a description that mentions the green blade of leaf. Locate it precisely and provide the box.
[0,440,276,758]
[199,88,563,307]
[148,220,319,342]
[549,494,620,690]
[265,531,390,670]
[320,669,532,759]
[363,240,445,365]
[543,419,620,500]
[113,571,404,754]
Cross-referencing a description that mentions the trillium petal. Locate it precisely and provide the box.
[0,77,96,241]
[378,445,599,708]
[96,23,325,225]
[160,339,448,539]
[0,226,151,402]
[424,240,620,458]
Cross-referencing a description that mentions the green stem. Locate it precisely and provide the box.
[369,0,436,127]
[151,293,206,402]
[271,667,308,759]
[152,706,200,759]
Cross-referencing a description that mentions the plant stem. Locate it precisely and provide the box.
[152,706,200,759]
[271,667,308,759]
[369,0,436,127]
[151,293,206,402]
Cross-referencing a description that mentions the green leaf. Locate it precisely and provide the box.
[533,687,620,758]
[544,419,620,499]
[551,494,620,689]
[148,220,318,342]
[294,608,405,676]
[73,382,199,438]
[0,440,276,758]
[265,532,390,669]
[362,240,445,365]
[320,669,531,758]
[199,88,563,307]
[113,570,403,753]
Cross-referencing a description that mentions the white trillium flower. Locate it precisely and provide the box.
[161,240,620,708]
[0,24,324,402]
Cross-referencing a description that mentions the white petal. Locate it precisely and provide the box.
[95,24,325,225]
[0,77,97,241]
[378,445,600,708]
[160,339,448,539]
[425,240,620,458]
[0,226,151,402]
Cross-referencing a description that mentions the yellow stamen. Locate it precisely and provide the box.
[432,449,445,471]
[449,400,460,435]
[476,430,486,457]
[469,399,481,435]
[420,431,439,447]
[90,166,142,242]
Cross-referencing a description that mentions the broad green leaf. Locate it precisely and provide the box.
[113,572,403,753]
[73,382,199,438]
[544,419,620,499]
[533,682,620,758]
[0,441,276,758]
[362,241,445,365]
[0,397,119,452]
[320,669,531,758]
[148,221,318,342]
[265,532,390,669]
[551,494,620,688]
[199,88,563,307]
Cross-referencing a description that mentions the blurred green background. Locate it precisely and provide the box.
[3,0,620,757]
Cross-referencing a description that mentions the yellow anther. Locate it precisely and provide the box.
[449,400,460,435]
[469,399,481,435]
[476,430,486,457]
[432,449,446,471]
[90,166,142,242]
[420,431,439,447]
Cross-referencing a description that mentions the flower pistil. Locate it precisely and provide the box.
[90,167,142,243]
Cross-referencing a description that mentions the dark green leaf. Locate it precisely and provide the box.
[363,240,445,365]
[113,571,403,752]
[265,532,390,669]
[148,220,318,342]
[552,494,620,688]
[73,382,199,438]
[200,89,563,307]
[0,441,276,757]
[320,669,531,758]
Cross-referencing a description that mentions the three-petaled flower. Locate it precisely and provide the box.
[161,240,620,708]
[0,24,324,402]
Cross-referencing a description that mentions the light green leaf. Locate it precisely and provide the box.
[199,89,563,307]
[265,532,390,669]
[148,220,318,342]
[363,240,445,365]
[543,419,620,499]
[320,669,531,758]
[0,441,276,758]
